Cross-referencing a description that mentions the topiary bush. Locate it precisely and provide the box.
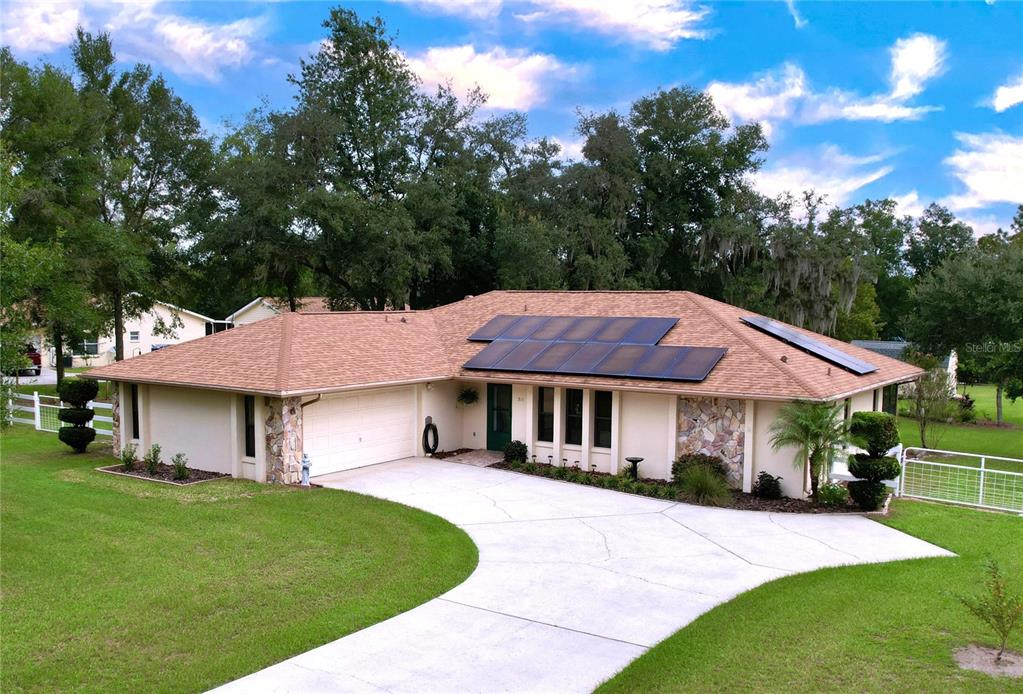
[817,482,849,508]
[56,378,100,453]
[58,407,95,426]
[751,471,784,499]
[676,464,731,506]
[847,480,889,511]
[503,440,528,463]
[58,426,96,453]
[849,411,900,457]
[672,453,729,483]
[57,378,99,408]
[848,454,901,483]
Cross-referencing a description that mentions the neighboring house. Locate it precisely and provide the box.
[49,300,228,368]
[225,297,331,326]
[88,291,921,499]
[850,339,957,396]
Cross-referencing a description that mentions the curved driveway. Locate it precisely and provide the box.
[213,459,952,693]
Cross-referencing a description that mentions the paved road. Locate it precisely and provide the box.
[213,459,953,693]
[12,366,58,386]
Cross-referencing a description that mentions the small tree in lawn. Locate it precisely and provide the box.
[958,560,1023,663]
[769,401,848,501]
[906,351,953,449]
[57,378,99,453]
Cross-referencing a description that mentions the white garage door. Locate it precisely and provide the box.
[303,387,416,476]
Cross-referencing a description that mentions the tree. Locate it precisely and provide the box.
[0,49,104,383]
[852,198,913,338]
[769,400,849,501]
[909,240,1023,423]
[835,282,882,341]
[905,351,953,449]
[957,560,1023,663]
[71,29,214,361]
[906,203,975,277]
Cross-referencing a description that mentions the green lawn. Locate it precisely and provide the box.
[0,426,477,693]
[961,383,1023,427]
[600,500,1023,693]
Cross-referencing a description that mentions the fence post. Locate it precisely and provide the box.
[978,457,986,507]
[33,391,41,430]
[898,449,905,497]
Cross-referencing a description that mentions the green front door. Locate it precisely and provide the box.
[486,383,512,452]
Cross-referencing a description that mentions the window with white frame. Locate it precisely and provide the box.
[564,389,583,445]
[129,331,140,343]
[593,391,612,448]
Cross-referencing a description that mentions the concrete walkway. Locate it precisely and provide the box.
[213,459,953,693]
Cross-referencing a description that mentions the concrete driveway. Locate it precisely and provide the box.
[213,459,952,694]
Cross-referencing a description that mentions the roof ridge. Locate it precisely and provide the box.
[681,292,822,399]
[275,312,295,394]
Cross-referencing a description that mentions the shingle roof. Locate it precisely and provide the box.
[87,290,922,401]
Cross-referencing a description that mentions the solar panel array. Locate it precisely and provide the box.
[464,315,727,382]
[740,315,878,375]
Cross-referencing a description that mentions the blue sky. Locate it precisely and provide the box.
[3,1,1021,234]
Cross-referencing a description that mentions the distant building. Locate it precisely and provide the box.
[850,339,957,396]
[225,297,332,326]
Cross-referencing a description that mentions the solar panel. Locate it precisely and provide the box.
[591,344,650,375]
[560,316,607,342]
[468,315,523,341]
[463,339,520,369]
[557,342,616,373]
[627,345,685,377]
[665,347,728,381]
[526,341,583,371]
[740,315,878,375]
[591,317,642,343]
[530,316,580,341]
[502,315,551,340]
[621,317,678,345]
[493,340,550,370]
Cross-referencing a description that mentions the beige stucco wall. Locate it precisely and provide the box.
[417,380,462,454]
[146,385,236,475]
[459,380,487,450]
[620,391,677,480]
[749,399,806,498]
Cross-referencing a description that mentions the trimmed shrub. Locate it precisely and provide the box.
[817,482,849,508]
[58,426,96,453]
[955,394,977,423]
[58,407,95,426]
[143,444,162,475]
[751,471,784,499]
[171,453,189,481]
[57,378,99,408]
[503,440,528,463]
[848,480,888,511]
[672,453,729,483]
[849,411,900,457]
[676,464,731,506]
[848,454,901,483]
[120,443,138,472]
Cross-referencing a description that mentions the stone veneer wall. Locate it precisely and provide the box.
[110,385,121,455]
[677,398,745,486]
[265,396,303,484]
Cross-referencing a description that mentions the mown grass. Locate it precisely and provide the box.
[599,500,1023,693]
[0,426,477,693]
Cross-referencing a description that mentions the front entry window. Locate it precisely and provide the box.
[564,389,583,445]
[243,395,256,458]
[593,391,612,448]
[537,387,554,442]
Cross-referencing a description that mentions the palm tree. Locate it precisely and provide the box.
[769,401,849,501]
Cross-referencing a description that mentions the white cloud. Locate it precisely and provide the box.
[516,0,709,50]
[400,0,503,19]
[888,34,946,100]
[551,136,586,161]
[709,34,945,134]
[784,0,807,29]
[891,191,927,218]
[958,213,1007,238]
[753,145,893,206]
[0,0,265,83]
[942,131,1023,211]
[408,44,576,110]
[992,72,1023,112]
[0,0,83,53]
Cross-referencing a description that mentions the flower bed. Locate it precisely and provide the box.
[98,463,228,486]
[494,460,866,513]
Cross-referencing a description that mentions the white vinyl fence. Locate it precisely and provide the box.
[900,447,1023,514]
[8,392,113,436]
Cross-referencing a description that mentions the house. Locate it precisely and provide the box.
[47,300,228,368]
[850,339,957,398]
[225,297,332,326]
[86,291,921,499]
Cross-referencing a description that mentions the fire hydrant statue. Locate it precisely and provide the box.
[301,453,311,487]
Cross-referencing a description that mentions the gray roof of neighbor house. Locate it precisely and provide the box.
[850,339,951,368]
[87,291,923,401]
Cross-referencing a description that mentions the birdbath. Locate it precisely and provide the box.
[625,456,643,480]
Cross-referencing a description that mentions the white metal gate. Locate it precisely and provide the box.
[900,447,1023,514]
[7,392,113,437]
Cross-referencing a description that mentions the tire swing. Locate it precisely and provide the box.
[422,416,439,455]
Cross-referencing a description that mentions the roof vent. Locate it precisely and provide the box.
[780,355,788,363]
[400,316,407,323]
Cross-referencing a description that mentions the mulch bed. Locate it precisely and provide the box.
[98,463,229,486]
[494,461,869,513]
[432,448,475,460]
